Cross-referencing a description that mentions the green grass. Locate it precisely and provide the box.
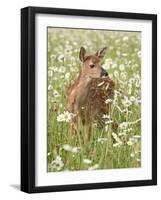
[47,28,141,172]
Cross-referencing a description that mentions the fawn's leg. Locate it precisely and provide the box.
[108,103,118,132]
[84,117,92,143]
[71,114,78,144]
[71,116,78,135]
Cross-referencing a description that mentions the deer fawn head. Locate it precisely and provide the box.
[79,47,108,79]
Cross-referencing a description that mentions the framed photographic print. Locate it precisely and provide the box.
[21,6,157,193]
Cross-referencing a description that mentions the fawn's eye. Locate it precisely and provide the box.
[89,64,95,68]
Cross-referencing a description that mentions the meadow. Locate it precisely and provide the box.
[47,28,141,172]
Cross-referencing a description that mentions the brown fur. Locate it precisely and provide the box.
[66,47,115,143]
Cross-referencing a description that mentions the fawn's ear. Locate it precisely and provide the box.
[79,47,86,62]
[95,47,107,59]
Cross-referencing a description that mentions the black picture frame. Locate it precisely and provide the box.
[21,6,157,193]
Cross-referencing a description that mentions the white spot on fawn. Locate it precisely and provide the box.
[105,83,110,90]
[97,81,105,87]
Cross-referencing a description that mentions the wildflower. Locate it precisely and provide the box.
[114,90,121,95]
[120,72,127,81]
[112,63,117,69]
[115,39,120,43]
[97,138,108,143]
[127,140,133,146]
[47,152,51,156]
[127,128,133,132]
[129,118,141,125]
[112,132,117,139]
[113,142,122,147]
[103,58,113,70]
[58,54,65,62]
[130,96,136,102]
[50,54,56,60]
[134,74,140,80]
[48,70,53,77]
[73,41,78,46]
[64,72,70,80]
[136,158,141,162]
[119,64,125,71]
[119,122,128,130]
[112,132,122,144]
[57,113,65,122]
[105,120,113,124]
[127,137,138,146]
[123,36,129,41]
[65,46,72,54]
[122,96,132,107]
[51,156,64,170]
[57,111,73,122]
[63,144,72,151]
[88,164,99,170]
[105,58,113,65]
[53,77,58,81]
[71,147,79,154]
[118,132,126,136]
[105,125,108,132]
[130,153,135,158]
[122,53,128,57]
[135,80,141,88]
[83,159,92,164]
[53,90,60,97]
[114,70,119,78]
[132,135,141,139]
[63,111,73,122]
[102,64,109,70]
[48,84,53,91]
[136,99,141,104]
[109,46,114,50]
[60,75,65,79]
[63,144,79,154]
[70,67,78,72]
[52,67,58,72]
[102,114,110,119]
[58,66,65,73]
[116,50,121,56]
[137,51,141,58]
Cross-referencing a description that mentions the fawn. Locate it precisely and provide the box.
[67,47,115,143]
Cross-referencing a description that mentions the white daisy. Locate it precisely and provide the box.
[63,144,72,151]
[123,36,129,41]
[97,138,108,143]
[102,114,110,119]
[64,72,70,80]
[48,70,53,77]
[130,153,135,158]
[71,147,79,154]
[53,90,60,98]
[51,156,64,170]
[83,159,92,164]
[57,111,73,122]
[48,85,53,91]
[88,164,99,170]
[119,64,125,71]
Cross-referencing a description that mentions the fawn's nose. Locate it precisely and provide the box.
[101,68,108,77]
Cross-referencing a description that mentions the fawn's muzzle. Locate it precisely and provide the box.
[101,68,108,77]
